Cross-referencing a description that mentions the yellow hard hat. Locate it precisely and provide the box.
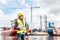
[18,12,24,17]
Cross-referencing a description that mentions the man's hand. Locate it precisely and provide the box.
[14,27,21,30]
[17,27,21,30]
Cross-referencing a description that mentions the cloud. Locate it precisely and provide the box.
[49,8,60,15]
[0,9,18,27]
[0,10,8,27]
[0,10,4,16]
[0,0,8,4]
[25,0,40,7]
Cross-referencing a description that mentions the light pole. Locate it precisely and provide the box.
[40,16,42,31]
[30,6,40,33]
[44,15,47,31]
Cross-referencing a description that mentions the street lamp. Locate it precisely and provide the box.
[30,6,40,33]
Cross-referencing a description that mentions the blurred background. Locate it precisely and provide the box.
[0,0,60,40]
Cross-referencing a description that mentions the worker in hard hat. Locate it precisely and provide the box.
[14,12,29,40]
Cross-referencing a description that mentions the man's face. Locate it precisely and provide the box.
[19,15,24,19]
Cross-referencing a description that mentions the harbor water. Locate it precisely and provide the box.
[0,35,59,40]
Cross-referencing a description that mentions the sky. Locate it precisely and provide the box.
[0,0,60,30]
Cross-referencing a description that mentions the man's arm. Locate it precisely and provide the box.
[26,22,30,32]
[26,22,29,28]
[14,21,18,29]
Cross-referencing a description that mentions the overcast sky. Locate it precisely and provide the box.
[0,0,60,30]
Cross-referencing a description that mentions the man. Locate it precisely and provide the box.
[14,12,29,40]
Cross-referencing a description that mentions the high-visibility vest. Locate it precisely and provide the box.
[17,19,26,33]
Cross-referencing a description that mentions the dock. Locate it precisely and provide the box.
[26,32,48,36]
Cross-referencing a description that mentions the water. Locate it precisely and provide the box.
[0,35,59,40]
[28,36,48,40]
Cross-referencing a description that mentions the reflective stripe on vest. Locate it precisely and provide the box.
[17,19,26,33]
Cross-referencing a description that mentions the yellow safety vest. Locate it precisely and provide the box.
[17,19,26,33]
